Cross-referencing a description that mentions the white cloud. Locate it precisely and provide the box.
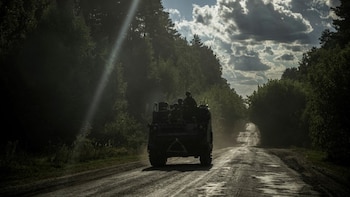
[229,49,270,71]
[166,8,181,20]
[276,53,295,61]
[164,0,339,97]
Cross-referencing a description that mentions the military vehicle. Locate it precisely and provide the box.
[147,101,213,167]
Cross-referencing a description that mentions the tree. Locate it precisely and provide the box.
[281,67,299,81]
[305,46,350,163]
[248,80,309,147]
[0,0,48,57]
[0,2,99,151]
[140,0,179,59]
[279,0,350,164]
[1,0,50,149]
[332,0,350,46]
[0,0,248,155]
[191,35,224,86]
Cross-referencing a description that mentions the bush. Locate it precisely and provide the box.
[248,80,310,147]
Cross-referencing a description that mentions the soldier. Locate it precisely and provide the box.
[170,98,184,123]
[183,92,197,109]
[183,92,197,122]
[177,98,183,108]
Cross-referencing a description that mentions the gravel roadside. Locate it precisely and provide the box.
[268,149,350,197]
[0,161,147,196]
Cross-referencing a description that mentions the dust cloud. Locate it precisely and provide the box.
[212,119,248,149]
[236,122,261,147]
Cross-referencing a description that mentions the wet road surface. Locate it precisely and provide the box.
[36,123,319,196]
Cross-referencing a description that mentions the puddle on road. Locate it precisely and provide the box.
[197,182,226,197]
[266,164,281,168]
[254,172,305,196]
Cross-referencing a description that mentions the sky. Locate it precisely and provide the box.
[161,0,340,97]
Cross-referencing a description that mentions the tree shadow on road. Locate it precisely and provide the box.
[142,164,213,172]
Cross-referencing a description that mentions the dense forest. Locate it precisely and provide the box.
[248,0,350,164]
[0,0,247,164]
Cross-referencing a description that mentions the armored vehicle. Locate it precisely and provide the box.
[147,101,213,167]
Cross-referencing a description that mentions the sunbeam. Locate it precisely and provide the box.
[72,0,141,160]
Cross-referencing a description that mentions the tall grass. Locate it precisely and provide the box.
[295,148,350,183]
[0,140,142,187]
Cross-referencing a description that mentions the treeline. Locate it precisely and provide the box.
[0,0,246,159]
[248,0,350,164]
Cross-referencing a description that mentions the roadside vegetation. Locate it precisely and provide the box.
[1,146,141,186]
[296,148,350,181]
[248,0,350,165]
[0,0,247,185]
[269,147,350,196]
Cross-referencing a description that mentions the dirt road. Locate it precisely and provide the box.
[35,123,319,196]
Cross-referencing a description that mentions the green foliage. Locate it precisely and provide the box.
[6,5,97,149]
[0,0,48,56]
[294,148,350,186]
[332,0,350,46]
[101,113,145,150]
[1,0,246,162]
[305,45,350,163]
[52,144,71,166]
[148,58,181,96]
[281,67,299,81]
[52,138,131,166]
[248,80,309,147]
[263,1,350,164]
[0,143,137,186]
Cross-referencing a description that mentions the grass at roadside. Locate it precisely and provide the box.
[0,151,147,188]
[269,147,350,196]
[293,148,350,184]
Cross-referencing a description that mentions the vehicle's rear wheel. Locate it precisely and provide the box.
[149,152,167,167]
[200,150,212,166]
